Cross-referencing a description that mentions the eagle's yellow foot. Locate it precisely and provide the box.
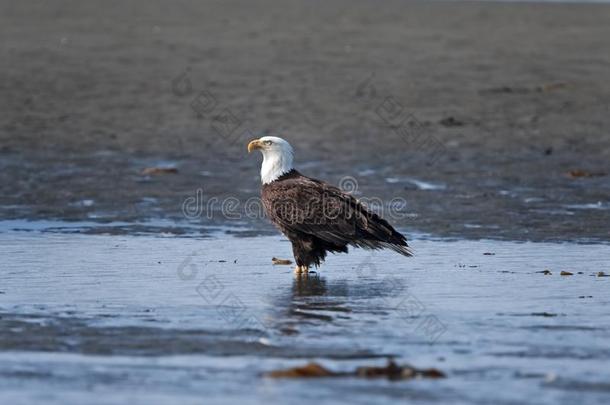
[294,265,309,274]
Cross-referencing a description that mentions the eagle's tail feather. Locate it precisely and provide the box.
[355,211,413,257]
[381,242,413,257]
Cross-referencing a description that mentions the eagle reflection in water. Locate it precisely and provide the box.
[292,272,327,297]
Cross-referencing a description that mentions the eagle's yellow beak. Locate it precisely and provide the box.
[247,139,263,153]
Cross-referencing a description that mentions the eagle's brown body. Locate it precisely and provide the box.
[262,169,412,268]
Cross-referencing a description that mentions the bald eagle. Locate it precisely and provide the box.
[248,136,412,273]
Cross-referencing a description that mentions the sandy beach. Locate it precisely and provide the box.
[1,2,610,404]
[1,0,609,241]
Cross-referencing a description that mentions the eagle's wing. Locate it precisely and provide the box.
[263,175,412,256]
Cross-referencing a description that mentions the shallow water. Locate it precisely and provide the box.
[1,223,609,404]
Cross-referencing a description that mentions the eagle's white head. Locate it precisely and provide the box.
[247,136,294,184]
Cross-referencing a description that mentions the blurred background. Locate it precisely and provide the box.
[1,0,609,240]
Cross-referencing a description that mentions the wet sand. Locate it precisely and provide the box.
[1,0,610,242]
[2,2,610,401]
[1,225,610,404]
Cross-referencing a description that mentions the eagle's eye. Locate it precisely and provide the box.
[263,140,272,146]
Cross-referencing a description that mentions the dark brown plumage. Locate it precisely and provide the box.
[262,169,412,268]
